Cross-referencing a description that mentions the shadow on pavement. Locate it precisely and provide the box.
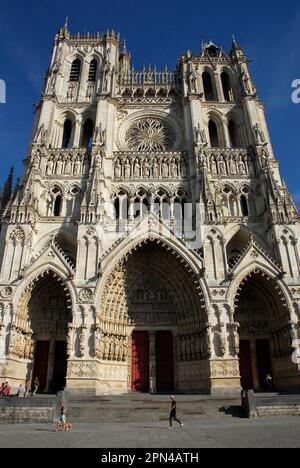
[218,406,245,418]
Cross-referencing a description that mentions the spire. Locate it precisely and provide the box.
[0,167,13,214]
[59,17,69,38]
[230,34,245,59]
[4,167,14,201]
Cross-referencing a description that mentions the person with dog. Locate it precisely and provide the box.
[55,402,71,432]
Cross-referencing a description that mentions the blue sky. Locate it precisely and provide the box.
[0,0,299,205]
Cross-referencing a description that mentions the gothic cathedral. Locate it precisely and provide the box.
[0,22,300,396]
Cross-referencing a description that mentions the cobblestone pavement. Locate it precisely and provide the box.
[0,416,300,448]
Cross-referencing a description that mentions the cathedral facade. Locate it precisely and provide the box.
[0,23,300,396]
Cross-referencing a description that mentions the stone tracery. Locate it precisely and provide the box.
[125,118,176,152]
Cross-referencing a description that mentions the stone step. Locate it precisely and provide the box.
[65,396,242,422]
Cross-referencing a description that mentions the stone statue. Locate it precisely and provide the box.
[232,323,240,356]
[34,124,48,144]
[73,158,81,176]
[238,156,246,175]
[187,61,197,94]
[103,62,110,92]
[56,158,63,175]
[219,157,227,175]
[83,154,90,174]
[253,123,266,145]
[171,158,178,178]
[48,62,59,92]
[143,158,151,178]
[211,157,218,175]
[162,159,169,178]
[153,159,159,179]
[65,158,72,175]
[94,123,106,146]
[46,158,54,176]
[67,84,75,101]
[124,159,131,179]
[114,159,122,179]
[229,157,237,175]
[194,123,206,146]
[134,159,141,178]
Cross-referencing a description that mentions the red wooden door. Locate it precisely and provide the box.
[156,331,174,392]
[131,332,149,392]
[239,340,253,390]
[32,341,50,392]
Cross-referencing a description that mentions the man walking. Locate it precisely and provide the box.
[169,396,183,429]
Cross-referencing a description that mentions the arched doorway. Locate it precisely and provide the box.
[234,270,291,392]
[99,240,208,393]
[19,271,72,393]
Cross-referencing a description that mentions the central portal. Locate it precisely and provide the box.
[100,240,208,394]
[131,331,174,393]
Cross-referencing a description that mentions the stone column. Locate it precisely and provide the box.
[223,120,231,148]
[214,72,223,102]
[73,118,82,148]
[45,337,56,393]
[149,331,156,394]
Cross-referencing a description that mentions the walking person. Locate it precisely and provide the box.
[169,396,183,429]
[266,374,273,391]
[55,402,71,432]
[32,377,39,396]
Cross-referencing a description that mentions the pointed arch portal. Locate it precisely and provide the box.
[234,270,291,391]
[16,271,72,393]
[99,240,208,393]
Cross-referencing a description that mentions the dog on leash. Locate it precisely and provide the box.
[65,423,72,432]
[55,422,73,432]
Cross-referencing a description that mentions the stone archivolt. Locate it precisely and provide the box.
[6,271,72,361]
[98,241,209,363]
[234,270,293,358]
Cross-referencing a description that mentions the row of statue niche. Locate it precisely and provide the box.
[95,333,128,362]
[209,153,256,177]
[176,333,211,362]
[114,157,187,180]
[46,154,90,176]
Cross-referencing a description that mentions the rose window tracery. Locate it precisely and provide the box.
[125,118,176,151]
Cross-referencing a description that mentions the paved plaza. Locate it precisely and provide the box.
[1,416,300,448]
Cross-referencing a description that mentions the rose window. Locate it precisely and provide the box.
[125,118,176,151]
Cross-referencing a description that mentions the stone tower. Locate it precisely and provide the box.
[0,24,299,396]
